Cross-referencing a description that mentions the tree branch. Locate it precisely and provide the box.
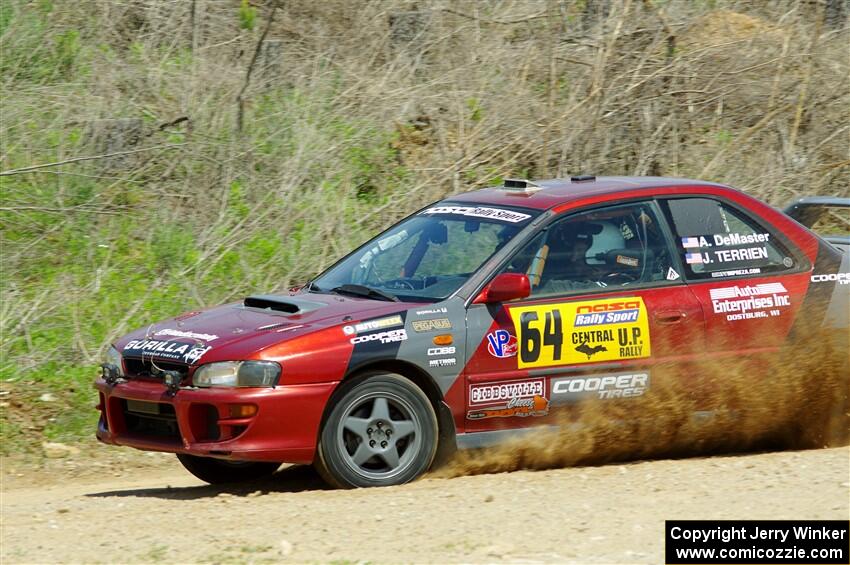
[0,144,188,176]
[436,7,548,25]
[236,1,280,133]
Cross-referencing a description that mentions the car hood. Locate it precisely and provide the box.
[115,292,415,365]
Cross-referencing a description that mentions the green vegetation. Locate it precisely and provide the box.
[1,0,847,453]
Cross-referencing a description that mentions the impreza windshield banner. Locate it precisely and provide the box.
[509,297,651,369]
[420,206,531,223]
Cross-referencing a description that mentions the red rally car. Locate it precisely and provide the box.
[96,176,849,488]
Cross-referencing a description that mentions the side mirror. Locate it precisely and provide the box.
[473,273,531,304]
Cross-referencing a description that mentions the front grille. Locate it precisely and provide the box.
[122,399,180,439]
[123,358,189,381]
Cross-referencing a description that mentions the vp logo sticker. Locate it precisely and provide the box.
[486,330,517,358]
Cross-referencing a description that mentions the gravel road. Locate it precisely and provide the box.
[2,446,848,564]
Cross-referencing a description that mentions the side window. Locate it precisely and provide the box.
[500,202,676,297]
[661,198,796,280]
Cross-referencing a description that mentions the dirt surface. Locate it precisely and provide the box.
[2,446,848,564]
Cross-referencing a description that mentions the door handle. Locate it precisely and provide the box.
[654,310,687,324]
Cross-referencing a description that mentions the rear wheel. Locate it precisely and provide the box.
[315,373,438,488]
[176,454,280,484]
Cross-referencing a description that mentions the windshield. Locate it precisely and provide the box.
[310,203,540,302]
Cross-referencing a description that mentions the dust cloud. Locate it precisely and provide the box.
[435,320,848,479]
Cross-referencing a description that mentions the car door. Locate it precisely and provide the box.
[657,196,811,357]
[463,200,705,434]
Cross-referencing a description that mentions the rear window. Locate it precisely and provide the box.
[661,198,797,280]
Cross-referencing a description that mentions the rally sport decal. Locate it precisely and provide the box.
[508,297,651,369]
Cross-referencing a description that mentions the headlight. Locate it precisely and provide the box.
[103,346,124,377]
[192,361,281,388]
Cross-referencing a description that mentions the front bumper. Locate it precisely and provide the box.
[95,378,338,464]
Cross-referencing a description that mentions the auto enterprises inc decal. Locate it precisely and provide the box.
[709,282,790,321]
[508,297,651,369]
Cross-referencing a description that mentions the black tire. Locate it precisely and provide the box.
[315,373,438,488]
[176,454,280,485]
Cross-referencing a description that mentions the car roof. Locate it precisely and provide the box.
[448,176,730,211]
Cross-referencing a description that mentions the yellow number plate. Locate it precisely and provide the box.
[509,297,651,369]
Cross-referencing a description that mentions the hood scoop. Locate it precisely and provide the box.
[256,322,292,331]
[243,295,326,315]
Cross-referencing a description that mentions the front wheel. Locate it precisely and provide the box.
[315,373,438,488]
[176,454,280,484]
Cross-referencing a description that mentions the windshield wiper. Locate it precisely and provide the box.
[329,284,399,302]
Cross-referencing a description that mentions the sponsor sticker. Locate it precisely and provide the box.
[709,283,791,321]
[153,329,218,341]
[666,267,680,281]
[470,378,545,405]
[550,372,650,404]
[486,330,518,358]
[183,345,212,365]
[574,304,640,326]
[811,273,849,285]
[616,255,639,267]
[343,315,403,336]
[429,358,457,368]
[350,329,408,345]
[467,395,549,420]
[415,306,448,316]
[710,267,761,278]
[509,297,651,369]
[123,339,212,364]
[411,318,452,332]
[421,206,531,224]
[427,346,456,356]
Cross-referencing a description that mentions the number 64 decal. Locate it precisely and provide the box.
[509,298,651,369]
[519,310,563,363]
